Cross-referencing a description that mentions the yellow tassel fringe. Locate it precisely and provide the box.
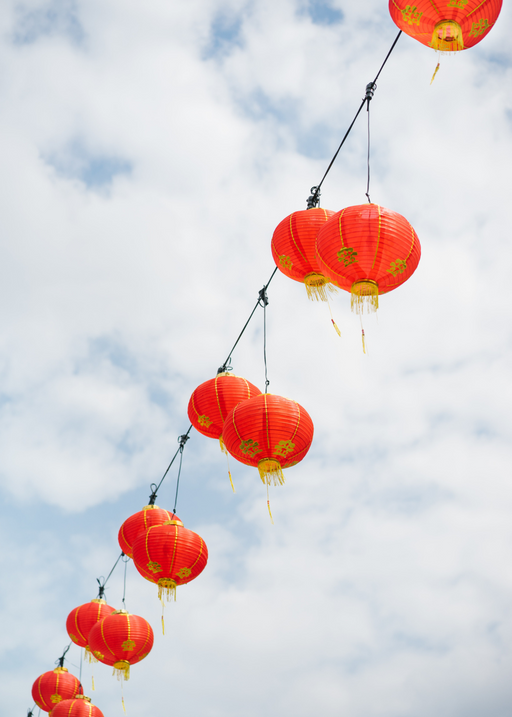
[351,280,379,314]
[219,435,228,455]
[158,578,177,602]
[304,273,338,302]
[430,62,440,84]
[85,646,98,664]
[430,20,464,52]
[258,459,285,486]
[113,661,130,681]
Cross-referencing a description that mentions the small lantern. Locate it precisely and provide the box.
[315,203,421,313]
[49,695,104,717]
[222,393,314,485]
[271,208,337,300]
[132,519,208,601]
[31,667,83,712]
[66,600,115,662]
[188,373,261,453]
[388,0,503,53]
[88,610,154,681]
[118,505,181,558]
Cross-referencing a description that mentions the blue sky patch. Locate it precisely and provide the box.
[44,139,132,189]
[12,0,85,46]
[203,11,244,59]
[304,0,343,26]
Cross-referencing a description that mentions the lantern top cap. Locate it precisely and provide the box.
[53,666,68,673]
[216,371,234,377]
[91,598,106,604]
[142,504,159,510]
[75,696,92,703]
[163,519,184,527]
[112,609,129,615]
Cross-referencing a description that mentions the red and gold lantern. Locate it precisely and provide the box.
[389,0,503,53]
[66,600,115,661]
[118,505,181,558]
[32,667,83,712]
[271,208,337,300]
[315,203,421,313]
[88,610,154,681]
[222,393,314,485]
[188,372,261,452]
[132,519,208,601]
[49,695,104,717]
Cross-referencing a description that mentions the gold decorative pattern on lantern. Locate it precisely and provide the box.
[337,247,358,267]
[387,259,407,277]
[400,4,422,25]
[176,566,192,579]
[50,695,63,704]
[239,439,263,457]
[198,415,213,427]
[122,639,136,651]
[469,18,489,38]
[147,561,163,573]
[274,439,296,457]
[279,255,293,270]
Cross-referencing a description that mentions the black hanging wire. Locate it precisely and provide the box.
[147,428,192,507]
[365,81,376,203]
[258,286,270,392]
[172,433,189,514]
[55,644,71,669]
[121,554,130,610]
[307,30,402,208]
[27,704,36,717]
[217,267,278,375]
[96,551,124,599]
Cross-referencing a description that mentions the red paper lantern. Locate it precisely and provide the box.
[49,695,104,717]
[132,519,208,601]
[222,393,314,485]
[65,600,115,661]
[88,610,154,681]
[271,208,337,300]
[32,667,83,712]
[315,203,421,313]
[188,372,261,451]
[118,505,181,559]
[389,0,502,52]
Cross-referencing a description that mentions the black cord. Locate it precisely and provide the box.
[258,287,270,392]
[366,89,372,203]
[121,554,130,610]
[172,437,188,515]
[96,551,124,599]
[218,267,278,374]
[308,30,402,207]
[148,428,192,506]
[55,644,71,669]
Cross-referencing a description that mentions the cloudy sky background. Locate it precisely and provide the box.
[1,0,512,715]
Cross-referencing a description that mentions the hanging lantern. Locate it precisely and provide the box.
[271,208,337,300]
[32,667,83,712]
[87,610,154,681]
[49,695,104,717]
[66,600,115,662]
[118,505,182,558]
[315,203,421,313]
[132,519,208,601]
[388,0,503,53]
[222,393,314,485]
[188,372,261,453]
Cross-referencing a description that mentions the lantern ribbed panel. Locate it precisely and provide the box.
[88,611,154,676]
[31,668,83,712]
[188,373,261,440]
[132,522,208,600]
[389,0,502,51]
[118,505,181,558]
[49,697,104,717]
[315,204,420,302]
[221,394,314,481]
[271,208,336,299]
[65,600,115,650]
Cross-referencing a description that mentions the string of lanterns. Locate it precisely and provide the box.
[26,2,504,714]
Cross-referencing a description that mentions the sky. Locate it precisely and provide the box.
[1,0,512,715]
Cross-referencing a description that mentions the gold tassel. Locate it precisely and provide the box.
[161,597,165,635]
[351,280,378,314]
[362,329,366,354]
[219,435,228,455]
[91,675,95,692]
[85,646,98,664]
[157,578,177,602]
[430,62,440,84]
[430,20,464,52]
[228,471,235,493]
[331,319,341,336]
[257,459,285,486]
[122,696,126,714]
[113,661,130,681]
[266,484,274,525]
[304,273,338,302]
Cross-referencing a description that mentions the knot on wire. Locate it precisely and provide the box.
[56,644,71,668]
[365,81,376,107]
[306,186,320,209]
[27,710,34,717]
[217,363,232,374]
[96,577,106,600]
[258,287,269,307]
[148,483,158,505]
[178,434,190,450]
